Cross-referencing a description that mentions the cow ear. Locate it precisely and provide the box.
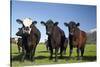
[54,22,58,26]
[16,19,23,24]
[64,22,68,26]
[32,21,37,25]
[76,23,80,26]
[30,21,37,28]
[16,19,25,27]
[41,21,46,26]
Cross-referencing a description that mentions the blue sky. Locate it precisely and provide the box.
[11,1,96,42]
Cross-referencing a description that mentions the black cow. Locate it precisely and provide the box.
[16,18,41,62]
[41,20,66,62]
[44,39,49,51]
[63,37,68,54]
[64,21,87,59]
[17,38,22,53]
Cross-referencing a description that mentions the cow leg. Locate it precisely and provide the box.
[49,46,53,60]
[55,48,58,62]
[63,47,66,55]
[69,46,73,58]
[18,45,20,53]
[77,48,80,60]
[21,47,26,62]
[31,47,36,62]
[81,47,84,59]
[60,46,63,58]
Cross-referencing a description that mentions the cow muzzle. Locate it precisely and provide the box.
[23,27,31,34]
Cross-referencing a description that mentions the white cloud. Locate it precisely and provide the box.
[90,28,96,33]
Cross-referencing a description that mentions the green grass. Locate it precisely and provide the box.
[11,43,96,67]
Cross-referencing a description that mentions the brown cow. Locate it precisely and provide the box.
[64,21,87,60]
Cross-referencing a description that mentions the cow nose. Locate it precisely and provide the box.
[26,26,30,30]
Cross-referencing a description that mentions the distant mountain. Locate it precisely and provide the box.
[86,28,96,44]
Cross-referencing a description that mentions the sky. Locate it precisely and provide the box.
[11,0,96,42]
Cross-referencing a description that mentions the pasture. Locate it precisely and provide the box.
[11,43,96,67]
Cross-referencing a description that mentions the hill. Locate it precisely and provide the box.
[86,28,96,44]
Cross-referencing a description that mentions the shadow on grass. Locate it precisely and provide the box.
[37,51,49,53]
[69,56,96,61]
[12,52,19,54]
[11,53,96,62]
[37,50,67,55]
[11,54,69,62]
[82,56,96,61]
[35,56,49,59]
[11,54,22,61]
[11,54,49,62]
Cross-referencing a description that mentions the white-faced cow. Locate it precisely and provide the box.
[41,20,67,62]
[64,21,87,60]
[16,18,41,62]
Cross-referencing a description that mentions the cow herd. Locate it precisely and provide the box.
[15,18,87,62]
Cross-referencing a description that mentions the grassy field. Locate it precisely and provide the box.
[11,43,96,67]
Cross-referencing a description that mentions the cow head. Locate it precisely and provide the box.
[16,28,23,36]
[64,21,80,35]
[41,20,58,35]
[16,18,34,36]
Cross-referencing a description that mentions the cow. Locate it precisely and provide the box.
[64,21,87,60]
[41,20,66,62]
[16,18,41,62]
[17,38,22,53]
[44,39,49,51]
[63,37,68,55]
